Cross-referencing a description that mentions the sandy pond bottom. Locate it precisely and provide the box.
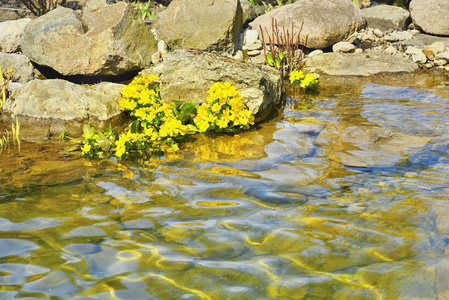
[1,71,449,299]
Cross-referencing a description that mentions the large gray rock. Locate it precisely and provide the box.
[303,52,418,76]
[0,18,31,53]
[3,79,125,132]
[141,49,283,122]
[249,0,366,49]
[362,5,410,31]
[0,53,38,83]
[21,3,157,76]
[409,0,449,36]
[152,0,243,52]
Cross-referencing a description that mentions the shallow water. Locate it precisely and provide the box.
[1,73,449,299]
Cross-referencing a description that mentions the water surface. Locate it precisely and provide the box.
[1,73,449,299]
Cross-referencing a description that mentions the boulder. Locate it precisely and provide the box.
[362,5,410,32]
[409,0,449,36]
[0,18,31,53]
[303,52,418,76]
[0,53,38,83]
[3,79,125,133]
[140,49,284,122]
[21,2,157,76]
[240,0,264,25]
[152,0,243,52]
[249,0,366,49]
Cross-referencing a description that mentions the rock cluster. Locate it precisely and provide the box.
[0,0,448,134]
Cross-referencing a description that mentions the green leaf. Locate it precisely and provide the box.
[98,132,112,152]
[172,100,183,111]
[83,124,96,137]
[64,144,79,152]
[266,53,274,66]
[186,124,198,134]
[279,51,287,61]
[130,120,140,134]
[179,102,198,123]
[104,123,112,137]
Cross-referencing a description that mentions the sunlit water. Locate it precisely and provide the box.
[1,74,449,299]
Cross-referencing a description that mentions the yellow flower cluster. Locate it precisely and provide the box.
[194,82,254,133]
[115,74,189,158]
[119,74,159,112]
[289,69,320,89]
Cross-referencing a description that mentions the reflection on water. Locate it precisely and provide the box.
[1,76,449,299]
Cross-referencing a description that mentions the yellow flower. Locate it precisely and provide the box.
[289,69,304,84]
[81,143,92,154]
[115,141,126,157]
[211,102,222,113]
[216,118,229,129]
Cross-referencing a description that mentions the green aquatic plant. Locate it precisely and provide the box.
[0,65,13,111]
[135,0,155,21]
[0,130,9,154]
[259,18,305,76]
[247,0,258,5]
[1,118,21,154]
[81,123,117,158]
[59,130,70,140]
[289,69,320,90]
[261,1,274,13]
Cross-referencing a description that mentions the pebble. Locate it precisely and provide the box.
[157,40,168,56]
[405,46,421,55]
[308,49,323,57]
[250,53,267,64]
[247,42,263,51]
[373,29,384,38]
[151,52,162,65]
[333,41,356,53]
[233,50,244,61]
[354,48,364,54]
[436,52,449,63]
[411,51,428,64]
[384,31,413,42]
[435,59,448,66]
[385,46,398,54]
[346,32,358,44]
[248,49,261,56]
[423,61,434,69]
[243,29,259,47]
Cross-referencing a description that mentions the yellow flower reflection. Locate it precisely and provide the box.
[115,249,143,261]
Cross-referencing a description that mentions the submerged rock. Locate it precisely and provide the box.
[141,49,284,123]
[316,124,431,168]
[21,2,157,76]
[249,0,366,49]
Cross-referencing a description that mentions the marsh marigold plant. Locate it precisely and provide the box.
[194,82,254,133]
[80,75,255,159]
[115,74,190,158]
[289,69,320,90]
